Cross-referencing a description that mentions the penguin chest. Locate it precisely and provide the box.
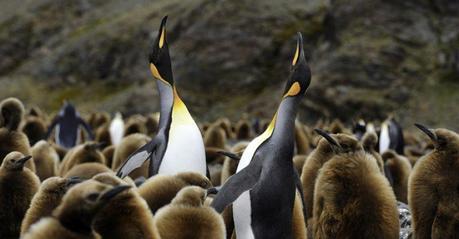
[159,120,206,175]
[233,190,256,239]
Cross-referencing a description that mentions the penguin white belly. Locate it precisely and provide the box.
[109,119,124,146]
[233,190,255,239]
[379,123,390,154]
[159,122,206,175]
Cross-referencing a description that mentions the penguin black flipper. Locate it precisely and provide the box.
[77,116,94,140]
[116,138,159,178]
[211,155,262,213]
[388,119,404,155]
[44,116,62,139]
[217,151,241,160]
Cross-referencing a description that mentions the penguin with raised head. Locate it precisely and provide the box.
[31,140,60,181]
[409,124,459,239]
[22,180,130,239]
[211,33,310,239]
[45,101,94,149]
[117,16,206,178]
[109,112,124,146]
[0,97,36,171]
[155,186,226,239]
[379,116,404,155]
[0,152,40,239]
[382,150,411,203]
[21,176,82,235]
[312,131,399,238]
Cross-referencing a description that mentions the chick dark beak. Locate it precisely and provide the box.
[15,155,32,167]
[100,185,131,202]
[314,129,340,148]
[414,123,437,143]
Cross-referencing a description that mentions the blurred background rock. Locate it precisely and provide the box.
[0,0,457,130]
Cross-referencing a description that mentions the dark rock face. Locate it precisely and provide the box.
[0,0,458,129]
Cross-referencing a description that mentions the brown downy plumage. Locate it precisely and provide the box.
[59,142,106,176]
[145,113,159,137]
[31,140,60,181]
[0,97,36,172]
[88,112,111,130]
[94,123,111,146]
[0,152,40,239]
[92,172,160,239]
[155,186,226,239]
[20,116,47,146]
[293,154,307,176]
[51,142,68,161]
[295,120,310,155]
[204,123,228,164]
[101,145,115,168]
[216,117,234,139]
[361,131,385,174]
[138,172,212,214]
[20,177,82,235]
[313,150,399,239]
[220,142,248,183]
[382,150,411,203]
[301,131,365,223]
[409,125,459,239]
[124,115,147,136]
[64,162,112,180]
[111,133,151,179]
[235,119,252,140]
[22,180,130,239]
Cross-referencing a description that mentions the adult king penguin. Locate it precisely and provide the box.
[117,16,206,178]
[211,32,311,239]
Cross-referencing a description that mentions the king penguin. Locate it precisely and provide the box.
[109,112,124,146]
[211,32,311,239]
[117,16,206,178]
[379,116,404,155]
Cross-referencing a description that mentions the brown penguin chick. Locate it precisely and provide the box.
[22,180,130,239]
[111,133,151,179]
[408,125,459,239]
[361,131,385,173]
[235,119,252,140]
[0,98,36,171]
[293,154,307,175]
[28,106,46,120]
[206,147,227,165]
[155,186,226,239]
[382,150,411,203]
[31,140,60,181]
[20,176,82,235]
[0,152,40,239]
[295,120,310,154]
[59,142,106,176]
[145,113,159,137]
[91,173,160,239]
[94,123,111,146]
[301,131,365,222]
[313,151,399,239]
[204,123,227,150]
[64,162,112,180]
[216,117,234,139]
[51,142,68,160]
[138,172,212,214]
[20,116,47,146]
[101,145,115,168]
[88,112,111,130]
[220,141,248,183]
[124,115,147,136]
[328,118,347,134]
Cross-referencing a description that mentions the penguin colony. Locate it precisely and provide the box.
[0,16,457,239]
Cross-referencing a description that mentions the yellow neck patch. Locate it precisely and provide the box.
[150,63,170,86]
[284,82,301,97]
[159,28,165,48]
[292,42,299,66]
[172,86,194,125]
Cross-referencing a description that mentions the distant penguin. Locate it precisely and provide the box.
[45,101,94,149]
[94,123,111,146]
[21,176,82,235]
[88,112,110,130]
[220,141,247,183]
[382,150,411,203]
[22,180,130,239]
[379,116,404,155]
[211,33,310,239]
[124,115,147,136]
[301,130,365,223]
[362,131,385,173]
[138,171,212,214]
[145,113,159,136]
[0,97,36,171]
[112,133,151,179]
[21,115,47,146]
[328,118,347,134]
[235,119,252,140]
[409,124,459,239]
[204,123,227,150]
[109,112,124,146]
[64,162,112,180]
[352,119,367,140]
[313,149,399,238]
[0,152,40,239]
[155,186,226,239]
[92,173,160,239]
[31,140,60,181]
[59,142,106,176]
[117,16,207,178]
[217,117,234,139]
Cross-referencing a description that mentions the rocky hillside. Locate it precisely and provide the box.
[0,0,458,130]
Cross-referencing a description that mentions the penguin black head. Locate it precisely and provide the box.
[62,101,76,116]
[315,129,363,154]
[414,123,459,154]
[149,16,174,86]
[1,152,32,171]
[283,32,311,98]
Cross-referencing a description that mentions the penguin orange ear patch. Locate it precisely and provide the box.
[284,82,301,97]
[150,63,170,85]
[159,28,166,48]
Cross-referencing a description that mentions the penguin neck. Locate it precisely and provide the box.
[269,96,301,148]
[156,80,174,131]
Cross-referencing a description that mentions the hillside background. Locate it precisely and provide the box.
[0,0,458,130]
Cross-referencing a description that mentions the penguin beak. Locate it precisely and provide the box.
[414,123,437,143]
[99,185,131,202]
[66,176,84,188]
[149,16,174,85]
[207,187,219,195]
[314,129,340,148]
[15,155,32,168]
